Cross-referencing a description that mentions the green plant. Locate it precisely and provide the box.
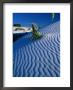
[32,23,42,39]
[52,13,55,21]
[13,24,21,27]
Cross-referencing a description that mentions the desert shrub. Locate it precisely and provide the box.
[13,24,21,27]
[32,23,42,39]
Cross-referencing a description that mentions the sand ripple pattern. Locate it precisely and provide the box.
[13,21,60,77]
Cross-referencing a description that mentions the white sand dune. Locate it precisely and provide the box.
[13,21,60,77]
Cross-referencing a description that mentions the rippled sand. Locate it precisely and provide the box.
[13,21,60,77]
